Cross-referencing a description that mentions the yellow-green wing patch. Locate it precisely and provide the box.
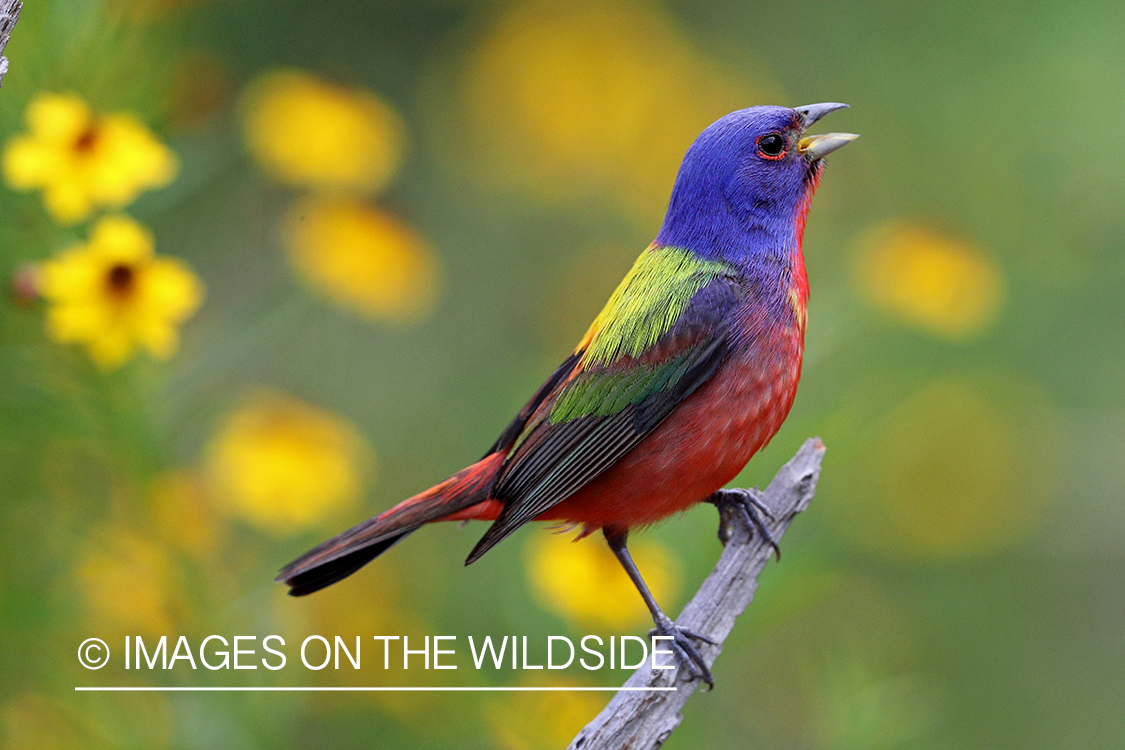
[578,245,731,367]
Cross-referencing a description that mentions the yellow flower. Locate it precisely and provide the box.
[449,0,769,218]
[487,679,603,750]
[855,221,1005,339]
[77,525,180,636]
[39,215,203,370]
[526,532,679,629]
[204,390,373,534]
[284,196,440,323]
[2,92,178,224]
[149,470,222,556]
[241,69,406,193]
[826,377,1056,559]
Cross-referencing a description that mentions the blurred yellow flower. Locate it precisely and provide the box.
[2,92,178,224]
[39,215,203,370]
[241,69,406,193]
[487,680,602,750]
[526,532,678,629]
[205,390,372,534]
[284,196,440,323]
[149,470,222,556]
[78,525,180,635]
[452,0,767,218]
[827,377,1055,559]
[855,221,1005,339]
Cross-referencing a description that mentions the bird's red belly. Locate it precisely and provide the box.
[539,333,803,531]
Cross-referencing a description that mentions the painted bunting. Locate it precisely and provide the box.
[278,103,856,684]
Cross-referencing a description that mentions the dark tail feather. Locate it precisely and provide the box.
[276,452,505,595]
[284,530,413,596]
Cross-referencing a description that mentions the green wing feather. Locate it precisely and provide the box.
[466,246,738,563]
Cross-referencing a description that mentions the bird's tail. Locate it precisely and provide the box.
[276,452,506,596]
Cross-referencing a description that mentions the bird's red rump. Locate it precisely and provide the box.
[445,499,503,522]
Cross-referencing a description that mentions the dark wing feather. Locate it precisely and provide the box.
[484,351,583,457]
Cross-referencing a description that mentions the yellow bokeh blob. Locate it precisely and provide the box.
[487,680,603,750]
[2,92,178,224]
[828,377,1055,559]
[525,531,679,629]
[39,214,204,370]
[77,525,180,636]
[453,0,766,218]
[149,470,222,556]
[204,390,373,535]
[855,221,1005,339]
[241,69,406,194]
[284,196,441,323]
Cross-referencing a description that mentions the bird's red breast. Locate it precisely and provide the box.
[539,311,804,533]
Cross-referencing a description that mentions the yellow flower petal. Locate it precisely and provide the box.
[26,92,90,142]
[90,114,179,205]
[41,181,96,225]
[2,136,63,188]
[45,301,111,344]
[88,213,156,261]
[87,327,136,370]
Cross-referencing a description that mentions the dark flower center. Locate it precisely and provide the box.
[74,126,99,153]
[106,263,136,296]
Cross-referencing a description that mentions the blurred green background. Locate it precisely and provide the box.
[2,0,1123,747]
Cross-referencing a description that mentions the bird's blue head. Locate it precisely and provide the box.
[656,103,857,265]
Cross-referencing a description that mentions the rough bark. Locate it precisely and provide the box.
[567,437,826,750]
[0,0,21,87]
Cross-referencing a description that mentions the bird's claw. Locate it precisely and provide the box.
[650,615,715,687]
[709,488,781,559]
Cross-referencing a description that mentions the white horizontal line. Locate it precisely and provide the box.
[75,686,675,692]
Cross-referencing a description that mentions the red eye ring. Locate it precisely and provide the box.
[756,132,788,160]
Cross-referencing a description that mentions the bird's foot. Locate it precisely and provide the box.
[708,488,780,559]
[650,615,716,688]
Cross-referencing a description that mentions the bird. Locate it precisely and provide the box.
[277,103,857,685]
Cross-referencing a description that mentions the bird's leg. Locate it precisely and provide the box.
[603,528,716,687]
[708,488,780,559]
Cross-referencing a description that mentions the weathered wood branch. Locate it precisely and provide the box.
[567,437,826,750]
[0,0,21,87]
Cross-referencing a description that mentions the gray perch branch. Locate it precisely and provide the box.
[0,0,22,87]
[567,437,826,750]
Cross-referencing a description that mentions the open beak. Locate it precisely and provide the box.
[794,102,859,161]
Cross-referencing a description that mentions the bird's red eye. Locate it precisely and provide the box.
[757,133,787,160]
